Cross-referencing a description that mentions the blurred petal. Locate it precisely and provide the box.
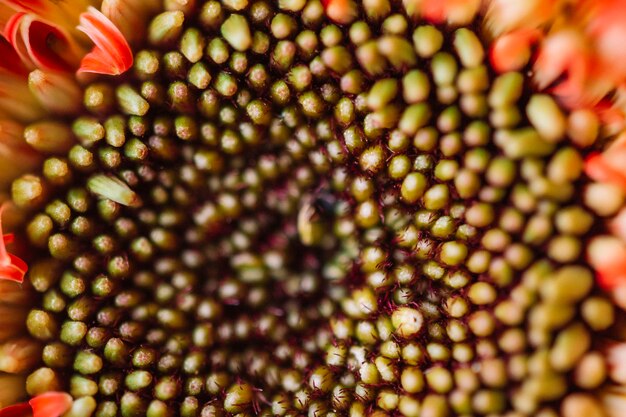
[601,386,626,417]
[485,0,558,36]
[586,0,626,77]
[0,374,26,410]
[28,393,72,417]
[0,403,30,417]
[0,204,27,283]
[77,6,133,75]
[27,70,82,115]
[101,0,160,44]
[585,134,626,189]
[421,0,480,25]
[0,70,45,122]
[321,0,357,24]
[607,343,626,384]
[490,28,540,72]
[0,38,26,75]
[588,236,626,289]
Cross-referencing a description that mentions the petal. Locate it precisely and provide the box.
[0,0,55,15]
[586,0,626,77]
[0,36,26,74]
[588,236,626,289]
[101,0,160,44]
[485,0,558,36]
[607,343,626,384]
[0,403,31,417]
[585,153,626,189]
[490,28,540,72]
[601,386,626,417]
[0,204,27,284]
[5,13,80,72]
[77,6,132,75]
[28,393,72,417]
[605,132,626,165]
[611,208,626,241]
[3,12,33,69]
[321,0,357,24]
[422,0,480,25]
[534,30,589,92]
[0,4,14,32]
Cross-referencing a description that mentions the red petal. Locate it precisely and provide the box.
[5,13,77,72]
[77,6,132,75]
[28,393,72,417]
[24,18,75,71]
[0,0,53,15]
[0,36,26,74]
[0,403,31,417]
[0,205,27,284]
[3,233,14,244]
[596,265,626,290]
[3,12,32,69]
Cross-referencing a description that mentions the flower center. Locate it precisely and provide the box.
[11,1,613,416]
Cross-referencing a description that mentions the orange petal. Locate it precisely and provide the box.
[604,132,626,166]
[588,236,626,289]
[76,6,132,75]
[586,0,626,78]
[485,0,558,36]
[28,393,72,417]
[0,204,27,284]
[422,0,480,25]
[533,30,591,105]
[0,0,55,16]
[0,403,31,417]
[490,28,540,72]
[585,153,626,190]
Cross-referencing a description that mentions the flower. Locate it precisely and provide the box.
[1,1,626,417]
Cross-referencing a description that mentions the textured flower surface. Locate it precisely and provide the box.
[1,1,626,417]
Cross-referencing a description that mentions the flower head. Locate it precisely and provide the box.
[0,1,625,417]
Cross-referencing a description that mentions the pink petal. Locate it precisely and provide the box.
[28,393,72,417]
[77,6,132,75]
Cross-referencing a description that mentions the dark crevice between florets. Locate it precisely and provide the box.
[8,1,619,416]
